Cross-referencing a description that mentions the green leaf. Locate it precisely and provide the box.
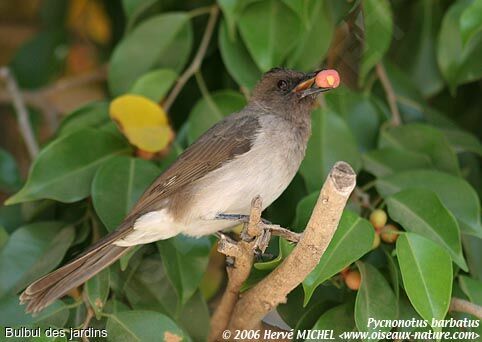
[309,304,357,341]
[187,90,246,143]
[300,108,361,192]
[437,0,482,93]
[392,0,444,97]
[123,257,178,315]
[362,148,432,177]
[462,235,482,280]
[0,148,21,193]
[380,123,460,176]
[396,233,452,325]
[303,210,374,305]
[106,310,189,342]
[386,188,467,270]
[217,0,242,41]
[355,262,398,336]
[10,30,65,89]
[86,268,110,318]
[376,169,482,238]
[0,222,70,297]
[459,276,482,305]
[0,226,8,250]
[442,129,482,156]
[122,0,157,29]
[238,0,301,71]
[108,13,192,95]
[157,236,211,306]
[286,0,334,71]
[254,238,294,271]
[325,88,380,151]
[92,156,160,231]
[218,19,262,89]
[0,295,69,327]
[58,102,110,136]
[178,291,210,342]
[6,129,130,205]
[383,247,400,299]
[130,68,177,102]
[359,0,393,84]
[460,0,482,45]
[13,225,75,293]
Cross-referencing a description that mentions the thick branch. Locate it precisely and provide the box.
[450,297,482,319]
[376,63,401,126]
[208,197,262,341]
[0,67,39,159]
[163,6,219,112]
[228,162,356,331]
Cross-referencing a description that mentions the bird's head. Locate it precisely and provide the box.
[249,68,339,117]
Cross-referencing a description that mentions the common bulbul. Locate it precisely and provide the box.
[20,68,339,313]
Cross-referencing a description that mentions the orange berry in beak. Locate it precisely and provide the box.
[315,69,340,89]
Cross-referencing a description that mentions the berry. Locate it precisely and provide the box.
[345,270,361,290]
[369,209,387,230]
[381,224,399,244]
[315,69,340,88]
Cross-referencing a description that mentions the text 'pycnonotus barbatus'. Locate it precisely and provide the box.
[20,67,340,313]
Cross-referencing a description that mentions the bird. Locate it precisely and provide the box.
[20,67,339,313]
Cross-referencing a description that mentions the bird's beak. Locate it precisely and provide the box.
[293,71,338,98]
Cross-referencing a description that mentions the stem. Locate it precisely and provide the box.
[450,297,482,319]
[188,5,213,18]
[163,5,219,112]
[0,67,39,159]
[376,63,401,126]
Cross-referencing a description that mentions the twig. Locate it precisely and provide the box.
[0,67,39,159]
[209,197,263,342]
[188,5,213,18]
[81,290,94,342]
[163,5,219,112]
[227,162,356,331]
[0,67,106,133]
[376,63,401,126]
[266,225,300,243]
[450,297,482,319]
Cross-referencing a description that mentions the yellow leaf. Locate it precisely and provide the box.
[110,94,173,152]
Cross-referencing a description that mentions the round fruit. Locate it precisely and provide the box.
[369,209,387,230]
[315,69,340,88]
[372,232,381,249]
[345,270,361,290]
[381,224,399,244]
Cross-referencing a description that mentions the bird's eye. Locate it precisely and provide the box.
[277,80,288,91]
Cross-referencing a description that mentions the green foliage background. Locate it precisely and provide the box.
[1,0,482,340]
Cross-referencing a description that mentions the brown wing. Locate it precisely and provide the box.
[124,112,261,222]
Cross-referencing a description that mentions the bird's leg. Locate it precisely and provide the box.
[214,213,272,225]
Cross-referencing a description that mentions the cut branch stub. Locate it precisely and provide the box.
[227,161,356,331]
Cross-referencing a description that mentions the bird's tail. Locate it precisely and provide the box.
[20,230,131,314]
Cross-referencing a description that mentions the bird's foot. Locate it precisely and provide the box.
[214,213,272,225]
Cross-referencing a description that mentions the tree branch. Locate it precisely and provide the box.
[227,162,356,331]
[0,67,39,159]
[209,197,263,342]
[450,297,482,319]
[163,5,219,112]
[375,63,401,126]
[208,162,356,340]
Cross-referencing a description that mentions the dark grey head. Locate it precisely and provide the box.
[249,68,333,117]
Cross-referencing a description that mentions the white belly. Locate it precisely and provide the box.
[114,115,308,246]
